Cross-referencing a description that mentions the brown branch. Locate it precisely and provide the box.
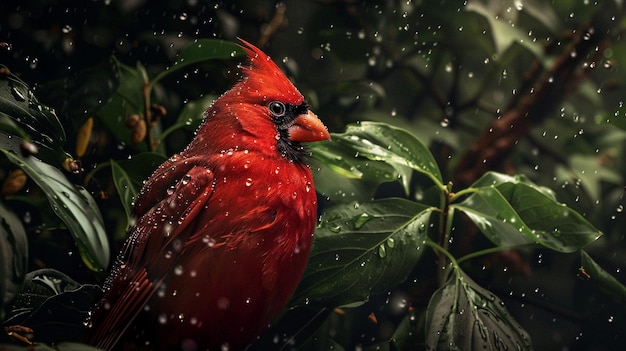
[257,2,287,48]
[453,2,622,188]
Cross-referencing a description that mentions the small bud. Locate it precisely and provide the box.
[76,117,94,158]
[2,169,27,196]
[125,114,141,128]
[131,119,147,144]
[62,157,80,173]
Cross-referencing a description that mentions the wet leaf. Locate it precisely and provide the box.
[151,39,244,86]
[0,134,109,271]
[110,159,137,223]
[0,66,66,152]
[110,152,166,222]
[311,139,400,202]
[453,186,536,247]
[425,269,532,351]
[312,122,443,196]
[580,251,626,306]
[3,269,102,345]
[0,201,28,320]
[456,172,602,252]
[291,198,433,308]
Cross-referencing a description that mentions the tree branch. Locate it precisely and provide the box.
[453,2,622,187]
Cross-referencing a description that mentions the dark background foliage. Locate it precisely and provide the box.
[1,0,625,350]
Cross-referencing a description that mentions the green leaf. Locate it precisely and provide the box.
[0,66,66,151]
[151,39,244,86]
[312,122,443,195]
[469,172,556,199]
[3,269,102,345]
[160,94,217,140]
[467,2,544,58]
[456,172,602,252]
[389,309,423,350]
[453,187,536,247]
[519,0,562,33]
[425,269,532,350]
[110,152,166,222]
[567,154,622,202]
[291,198,433,308]
[310,140,400,202]
[0,134,109,271]
[94,60,145,146]
[580,251,626,305]
[110,159,137,224]
[0,201,28,320]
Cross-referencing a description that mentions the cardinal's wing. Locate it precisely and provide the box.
[87,160,215,349]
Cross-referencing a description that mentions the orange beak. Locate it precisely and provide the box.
[288,110,331,142]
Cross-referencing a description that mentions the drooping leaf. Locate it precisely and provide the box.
[151,39,244,86]
[456,172,602,252]
[311,122,443,196]
[291,198,433,308]
[425,269,532,350]
[0,201,28,320]
[580,250,626,306]
[0,134,109,271]
[110,159,137,223]
[3,269,102,345]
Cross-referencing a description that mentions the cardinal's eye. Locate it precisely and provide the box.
[268,101,286,117]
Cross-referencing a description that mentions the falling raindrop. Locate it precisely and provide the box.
[158,314,167,325]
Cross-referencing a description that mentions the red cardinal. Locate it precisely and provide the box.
[86,39,330,350]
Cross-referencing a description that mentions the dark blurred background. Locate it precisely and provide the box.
[1,0,625,350]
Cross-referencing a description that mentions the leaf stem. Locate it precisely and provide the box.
[425,238,460,282]
[457,244,536,264]
[449,187,478,203]
[435,183,449,285]
[83,160,112,186]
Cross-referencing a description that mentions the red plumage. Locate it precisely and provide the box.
[86,39,330,350]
